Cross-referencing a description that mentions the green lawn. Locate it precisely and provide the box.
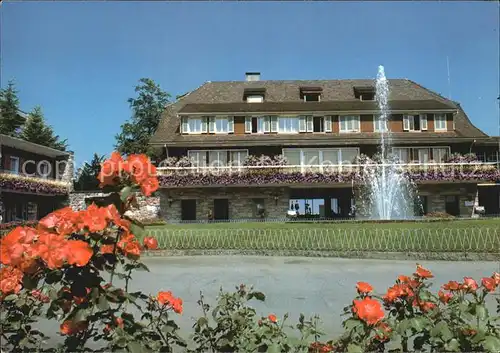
[144,218,500,253]
[145,218,500,230]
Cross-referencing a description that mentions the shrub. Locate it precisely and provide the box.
[425,211,455,219]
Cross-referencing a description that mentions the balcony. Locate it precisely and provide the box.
[157,161,500,188]
[0,169,71,195]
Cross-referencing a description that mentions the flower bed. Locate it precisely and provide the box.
[0,172,69,195]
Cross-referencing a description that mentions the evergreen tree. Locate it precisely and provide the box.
[73,153,105,191]
[21,106,68,151]
[115,78,170,157]
[0,80,24,136]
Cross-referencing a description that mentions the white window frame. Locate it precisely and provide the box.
[9,156,19,174]
[303,93,321,102]
[420,114,428,131]
[306,116,314,132]
[403,114,421,132]
[278,116,299,134]
[212,117,230,134]
[391,146,451,164]
[324,116,332,132]
[434,114,447,131]
[312,116,326,133]
[282,147,360,168]
[246,95,264,103]
[373,115,388,132]
[339,115,360,133]
[182,117,204,134]
[188,149,249,169]
[245,117,252,133]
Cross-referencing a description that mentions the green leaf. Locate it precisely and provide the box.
[127,341,143,353]
[249,291,266,301]
[98,295,110,310]
[135,262,149,272]
[120,186,132,202]
[347,343,363,353]
[130,223,145,238]
[445,338,460,352]
[3,294,18,301]
[475,304,488,321]
[410,317,428,332]
[197,317,208,327]
[343,318,363,332]
[483,336,500,353]
[74,309,89,323]
[267,343,281,353]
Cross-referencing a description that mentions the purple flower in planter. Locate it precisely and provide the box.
[0,174,68,194]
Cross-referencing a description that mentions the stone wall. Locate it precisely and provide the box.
[419,183,477,217]
[69,191,160,222]
[159,187,290,222]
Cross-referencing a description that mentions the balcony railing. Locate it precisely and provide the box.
[156,161,500,188]
[0,169,71,195]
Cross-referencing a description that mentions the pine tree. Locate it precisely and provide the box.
[0,80,24,136]
[115,78,170,157]
[21,106,68,151]
[73,153,105,191]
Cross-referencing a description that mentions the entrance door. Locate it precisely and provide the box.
[181,200,197,221]
[445,195,460,216]
[213,199,229,220]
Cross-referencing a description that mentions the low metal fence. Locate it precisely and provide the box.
[145,227,500,253]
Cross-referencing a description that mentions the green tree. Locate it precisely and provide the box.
[73,153,105,191]
[0,80,24,136]
[115,78,170,156]
[21,106,68,151]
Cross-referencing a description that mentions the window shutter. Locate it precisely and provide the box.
[181,117,188,133]
[201,117,208,133]
[245,117,252,133]
[306,116,313,132]
[270,116,278,132]
[403,115,410,131]
[209,117,215,133]
[420,114,428,131]
[299,116,306,132]
[228,116,234,133]
[264,116,270,133]
[354,116,360,131]
[324,116,332,132]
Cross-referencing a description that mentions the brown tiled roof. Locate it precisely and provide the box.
[150,79,488,146]
[178,100,455,114]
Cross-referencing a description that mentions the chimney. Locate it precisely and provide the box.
[245,72,260,82]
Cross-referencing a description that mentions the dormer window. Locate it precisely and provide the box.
[246,95,264,103]
[354,86,375,101]
[244,88,265,103]
[300,87,322,102]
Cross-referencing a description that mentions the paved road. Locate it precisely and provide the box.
[132,257,500,336]
[16,257,500,349]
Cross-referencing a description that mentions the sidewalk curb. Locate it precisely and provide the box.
[142,250,500,261]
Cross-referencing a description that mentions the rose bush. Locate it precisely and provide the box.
[1,152,500,353]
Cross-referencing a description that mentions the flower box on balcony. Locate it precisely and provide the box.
[0,172,70,195]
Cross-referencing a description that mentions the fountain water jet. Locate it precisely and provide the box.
[360,66,418,220]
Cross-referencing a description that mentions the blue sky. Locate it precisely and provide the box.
[1,1,499,165]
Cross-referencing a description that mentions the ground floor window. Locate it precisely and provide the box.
[181,199,197,221]
[213,199,229,220]
[289,199,325,218]
[445,195,460,216]
[414,195,428,216]
[253,198,265,218]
